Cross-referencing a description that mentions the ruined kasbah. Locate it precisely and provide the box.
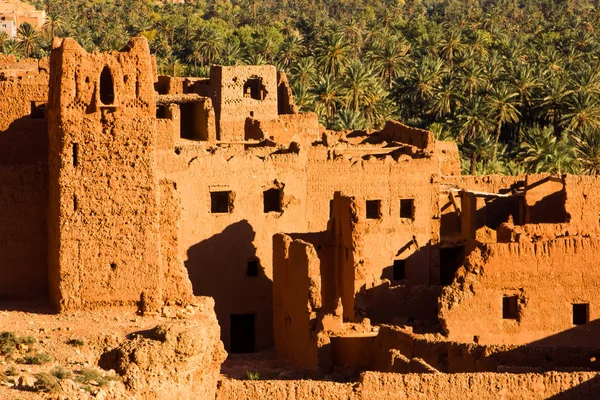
[0,36,599,399]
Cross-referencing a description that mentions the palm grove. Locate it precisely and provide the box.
[7,0,600,174]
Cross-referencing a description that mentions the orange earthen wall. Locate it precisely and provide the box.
[440,238,600,345]
[47,38,165,310]
[209,65,278,141]
[216,371,600,399]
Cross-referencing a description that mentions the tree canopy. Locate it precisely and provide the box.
[11,0,600,174]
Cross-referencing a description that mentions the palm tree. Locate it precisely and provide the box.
[455,97,494,142]
[439,30,466,67]
[278,35,304,69]
[486,83,521,160]
[562,92,600,132]
[341,61,379,113]
[335,109,368,131]
[16,22,41,58]
[290,57,317,87]
[516,126,577,174]
[312,75,341,128]
[196,27,225,66]
[573,127,600,174]
[368,36,410,89]
[315,33,350,78]
[540,77,573,137]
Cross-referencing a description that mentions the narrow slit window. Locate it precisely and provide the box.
[573,303,589,325]
[210,191,232,214]
[73,195,78,211]
[263,188,282,213]
[72,143,79,167]
[400,199,414,219]
[366,200,381,219]
[502,296,518,320]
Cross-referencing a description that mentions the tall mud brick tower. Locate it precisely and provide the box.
[47,38,162,310]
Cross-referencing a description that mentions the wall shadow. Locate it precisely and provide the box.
[0,115,49,308]
[185,219,273,352]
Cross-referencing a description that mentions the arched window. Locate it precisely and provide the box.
[99,66,115,105]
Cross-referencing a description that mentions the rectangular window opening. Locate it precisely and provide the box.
[73,195,78,211]
[247,260,259,277]
[211,191,232,214]
[400,198,415,220]
[502,296,519,320]
[366,200,381,219]
[263,188,282,213]
[573,303,589,325]
[30,101,45,119]
[156,105,169,119]
[329,199,334,218]
[72,143,79,167]
[393,260,406,281]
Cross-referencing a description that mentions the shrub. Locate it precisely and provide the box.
[4,366,16,376]
[0,332,37,356]
[33,372,61,393]
[66,338,84,347]
[246,371,260,380]
[51,366,72,380]
[19,353,52,365]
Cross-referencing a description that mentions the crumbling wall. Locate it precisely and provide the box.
[273,234,327,369]
[244,112,320,145]
[47,37,164,311]
[439,238,600,345]
[435,140,461,177]
[375,120,435,150]
[215,372,600,399]
[277,70,298,114]
[209,65,278,141]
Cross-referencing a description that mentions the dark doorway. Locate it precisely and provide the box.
[573,304,589,325]
[99,66,115,105]
[440,246,465,286]
[230,314,255,353]
[503,295,519,319]
[243,76,267,100]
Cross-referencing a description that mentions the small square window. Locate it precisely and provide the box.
[263,188,282,213]
[393,260,405,280]
[400,199,414,219]
[573,303,589,325]
[366,200,381,219]
[247,260,259,277]
[502,296,518,320]
[211,191,232,213]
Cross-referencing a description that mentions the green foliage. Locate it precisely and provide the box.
[51,366,73,380]
[75,368,118,386]
[5,366,17,376]
[33,372,61,393]
[0,332,36,356]
[15,0,600,173]
[66,338,85,347]
[19,352,52,365]
[246,370,260,380]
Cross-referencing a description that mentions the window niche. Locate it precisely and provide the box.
[502,295,519,320]
[263,188,282,213]
[210,191,233,214]
[366,200,382,219]
[573,303,589,325]
[99,66,115,105]
[400,198,415,220]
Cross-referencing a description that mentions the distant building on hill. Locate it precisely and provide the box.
[0,0,45,38]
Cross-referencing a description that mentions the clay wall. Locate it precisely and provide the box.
[439,238,600,345]
[47,38,175,310]
[244,112,320,145]
[375,120,435,150]
[158,144,443,351]
[273,234,324,368]
[0,57,49,300]
[215,372,600,399]
[209,65,278,141]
